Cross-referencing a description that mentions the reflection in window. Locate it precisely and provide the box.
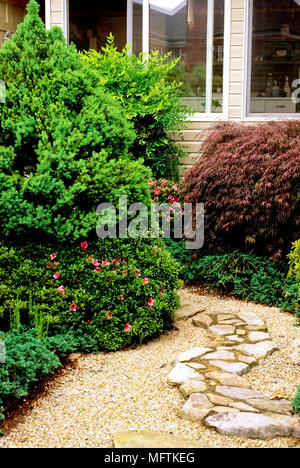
[250,0,300,114]
[149,0,224,113]
[69,0,127,51]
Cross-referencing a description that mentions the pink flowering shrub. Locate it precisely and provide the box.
[0,239,181,350]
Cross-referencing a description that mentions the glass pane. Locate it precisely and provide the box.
[69,0,127,51]
[212,0,224,113]
[133,1,143,55]
[250,0,300,114]
[149,0,208,113]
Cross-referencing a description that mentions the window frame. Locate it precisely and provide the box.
[243,0,300,120]
[127,0,231,120]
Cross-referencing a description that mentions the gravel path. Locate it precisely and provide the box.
[0,289,299,448]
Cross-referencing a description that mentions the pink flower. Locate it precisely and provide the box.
[172,184,179,192]
[93,259,100,267]
[153,245,158,253]
[50,253,56,261]
[160,179,168,187]
[142,278,149,285]
[153,188,161,195]
[102,259,110,266]
[53,272,60,280]
[149,179,156,186]
[94,267,100,272]
[147,297,154,309]
[136,269,141,277]
[57,285,65,294]
[118,295,124,301]
[107,310,112,319]
[70,304,77,311]
[81,241,88,251]
[52,262,58,268]
[124,323,131,332]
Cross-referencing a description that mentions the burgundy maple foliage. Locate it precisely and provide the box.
[184,121,300,259]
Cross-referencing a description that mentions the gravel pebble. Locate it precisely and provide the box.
[0,289,299,448]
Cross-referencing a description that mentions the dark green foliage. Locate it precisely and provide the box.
[287,240,300,318]
[292,386,300,414]
[164,243,299,311]
[0,239,181,350]
[82,35,188,179]
[0,328,60,403]
[0,1,152,243]
[46,329,98,359]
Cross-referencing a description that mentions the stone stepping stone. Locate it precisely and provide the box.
[113,431,213,448]
[180,393,213,422]
[247,331,271,343]
[180,381,208,397]
[229,402,260,413]
[192,313,213,329]
[247,398,293,415]
[233,341,278,360]
[208,325,236,336]
[205,371,250,388]
[212,406,239,414]
[206,393,234,406]
[202,350,236,361]
[167,363,202,386]
[174,304,206,321]
[226,335,244,343]
[238,355,257,365]
[237,311,265,330]
[204,411,300,440]
[215,385,267,400]
[177,347,212,362]
[186,363,207,370]
[209,360,250,375]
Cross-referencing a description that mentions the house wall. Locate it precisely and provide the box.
[178,0,246,177]
[0,0,26,46]
[49,0,63,28]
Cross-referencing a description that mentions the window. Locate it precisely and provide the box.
[129,0,227,115]
[248,0,300,115]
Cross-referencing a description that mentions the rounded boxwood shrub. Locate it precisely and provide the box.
[184,121,300,259]
[0,0,151,243]
[0,239,182,350]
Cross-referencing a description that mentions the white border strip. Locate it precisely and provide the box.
[205,0,214,113]
[45,0,50,30]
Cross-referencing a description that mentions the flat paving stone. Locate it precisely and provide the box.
[205,412,300,440]
[229,402,260,413]
[247,331,271,343]
[179,381,208,397]
[233,341,278,360]
[167,363,202,386]
[237,311,265,329]
[202,350,236,361]
[192,313,213,329]
[174,304,206,321]
[209,360,250,376]
[205,371,250,388]
[177,347,212,362]
[208,325,236,336]
[247,398,293,415]
[215,386,267,401]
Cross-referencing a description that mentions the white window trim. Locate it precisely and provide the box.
[242,0,300,121]
[128,0,230,121]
